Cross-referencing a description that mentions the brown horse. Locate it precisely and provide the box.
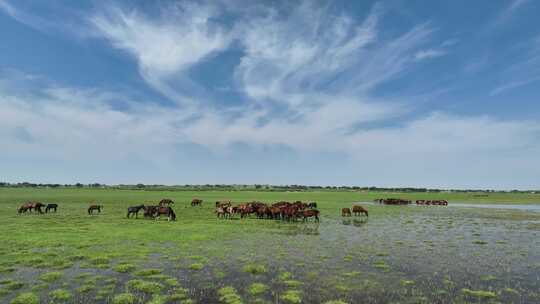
[143,206,158,218]
[215,201,231,208]
[18,202,45,214]
[301,209,320,222]
[159,199,174,207]
[342,208,352,217]
[153,206,176,221]
[352,205,368,217]
[88,205,102,215]
[191,198,203,207]
[18,203,32,214]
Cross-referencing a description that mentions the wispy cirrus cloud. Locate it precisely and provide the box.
[490,35,540,95]
[414,49,446,61]
[91,2,232,105]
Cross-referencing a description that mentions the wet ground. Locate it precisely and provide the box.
[1,205,539,304]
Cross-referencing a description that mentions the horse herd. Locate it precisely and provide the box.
[214,200,321,222]
[374,198,448,206]
[17,197,447,222]
[17,202,57,214]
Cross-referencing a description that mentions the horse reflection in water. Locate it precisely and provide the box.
[280,223,320,236]
[342,218,368,227]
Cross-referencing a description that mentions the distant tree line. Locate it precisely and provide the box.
[0,181,537,194]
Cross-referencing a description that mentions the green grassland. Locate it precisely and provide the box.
[0,187,539,303]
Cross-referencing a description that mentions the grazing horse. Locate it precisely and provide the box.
[215,206,227,218]
[308,202,317,209]
[127,204,145,218]
[153,206,176,221]
[143,206,158,218]
[19,202,45,214]
[45,203,58,213]
[301,209,320,222]
[240,206,254,219]
[352,205,368,217]
[342,208,352,217]
[159,199,174,207]
[216,201,232,208]
[18,202,36,214]
[191,198,203,207]
[88,205,102,215]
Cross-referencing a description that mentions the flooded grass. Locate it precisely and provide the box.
[0,188,539,303]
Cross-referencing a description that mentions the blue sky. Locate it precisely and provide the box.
[1,0,539,189]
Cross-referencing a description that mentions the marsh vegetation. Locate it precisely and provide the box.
[0,188,539,303]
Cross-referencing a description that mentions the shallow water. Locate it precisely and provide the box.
[357,201,540,212]
[1,207,539,304]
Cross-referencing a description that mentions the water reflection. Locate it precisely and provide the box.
[279,223,320,235]
[342,218,368,227]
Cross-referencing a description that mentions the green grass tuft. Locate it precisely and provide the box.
[114,263,136,273]
[247,283,268,296]
[126,279,164,294]
[218,286,243,304]
[462,288,497,299]
[280,290,302,304]
[49,289,72,302]
[10,292,39,304]
[39,271,63,283]
[112,293,136,304]
[243,264,267,275]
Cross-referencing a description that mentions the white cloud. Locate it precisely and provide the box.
[414,49,446,61]
[91,3,231,105]
[2,85,540,188]
[490,35,540,95]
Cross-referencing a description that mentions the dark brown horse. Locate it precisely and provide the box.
[342,207,352,217]
[215,201,231,208]
[191,198,203,207]
[18,202,45,214]
[153,206,176,221]
[45,203,58,213]
[159,199,175,207]
[301,209,320,222]
[143,206,158,218]
[352,205,368,217]
[127,204,145,218]
[88,205,102,215]
[18,203,32,214]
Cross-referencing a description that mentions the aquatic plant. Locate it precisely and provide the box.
[218,286,243,304]
[49,289,72,302]
[243,264,267,275]
[280,290,302,304]
[10,292,39,304]
[112,293,136,304]
[39,271,63,283]
[126,279,164,294]
[114,263,136,273]
[189,263,204,270]
[462,288,497,299]
[134,268,162,276]
[247,283,268,296]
